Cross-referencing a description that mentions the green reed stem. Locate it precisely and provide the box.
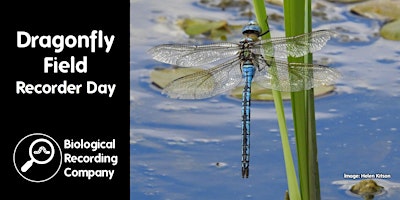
[283,0,321,200]
[252,1,301,199]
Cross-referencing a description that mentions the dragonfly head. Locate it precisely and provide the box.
[242,21,262,36]
[242,21,262,41]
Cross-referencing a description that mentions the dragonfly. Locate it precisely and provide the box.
[148,21,341,178]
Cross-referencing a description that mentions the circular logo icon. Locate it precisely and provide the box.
[13,133,62,182]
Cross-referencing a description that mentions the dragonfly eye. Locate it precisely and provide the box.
[242,21,262,36]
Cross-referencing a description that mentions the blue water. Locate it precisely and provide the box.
[131,0,400,199]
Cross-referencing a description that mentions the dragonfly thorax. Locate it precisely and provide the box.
[239,38,257,65]
[239,38,258,72]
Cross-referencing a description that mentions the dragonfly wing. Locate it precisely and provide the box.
[254,58,341,92]
[256,30,335,58]
[163,58,243,99]
[148,43,240,67]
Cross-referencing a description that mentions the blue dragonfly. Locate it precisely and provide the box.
[148,21,341,178]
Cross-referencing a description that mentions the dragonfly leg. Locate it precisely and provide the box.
[258,17,270,37]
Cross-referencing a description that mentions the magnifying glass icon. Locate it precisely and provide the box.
[21,138,55,173]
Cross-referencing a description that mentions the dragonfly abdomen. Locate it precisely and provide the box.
[241,63,255,178]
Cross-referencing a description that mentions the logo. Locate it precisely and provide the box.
[13,133,62,183]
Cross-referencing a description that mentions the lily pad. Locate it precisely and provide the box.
[229,83,336,101]
[177,18,232,40]
[150,67,205,89]
[351,0,400,21]
[199,0,250,10]
[380,19,400,41]
[150,67,337,101]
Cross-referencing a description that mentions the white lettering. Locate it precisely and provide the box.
[16,30,115,53]
[17,31,31,48]
[44,56,87,73]
[87,81,116,98]
[16,80,82,95]
[63,139,115,151]
[343,173,360,180]
[64,168,114,180]
[104,33,115,53]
